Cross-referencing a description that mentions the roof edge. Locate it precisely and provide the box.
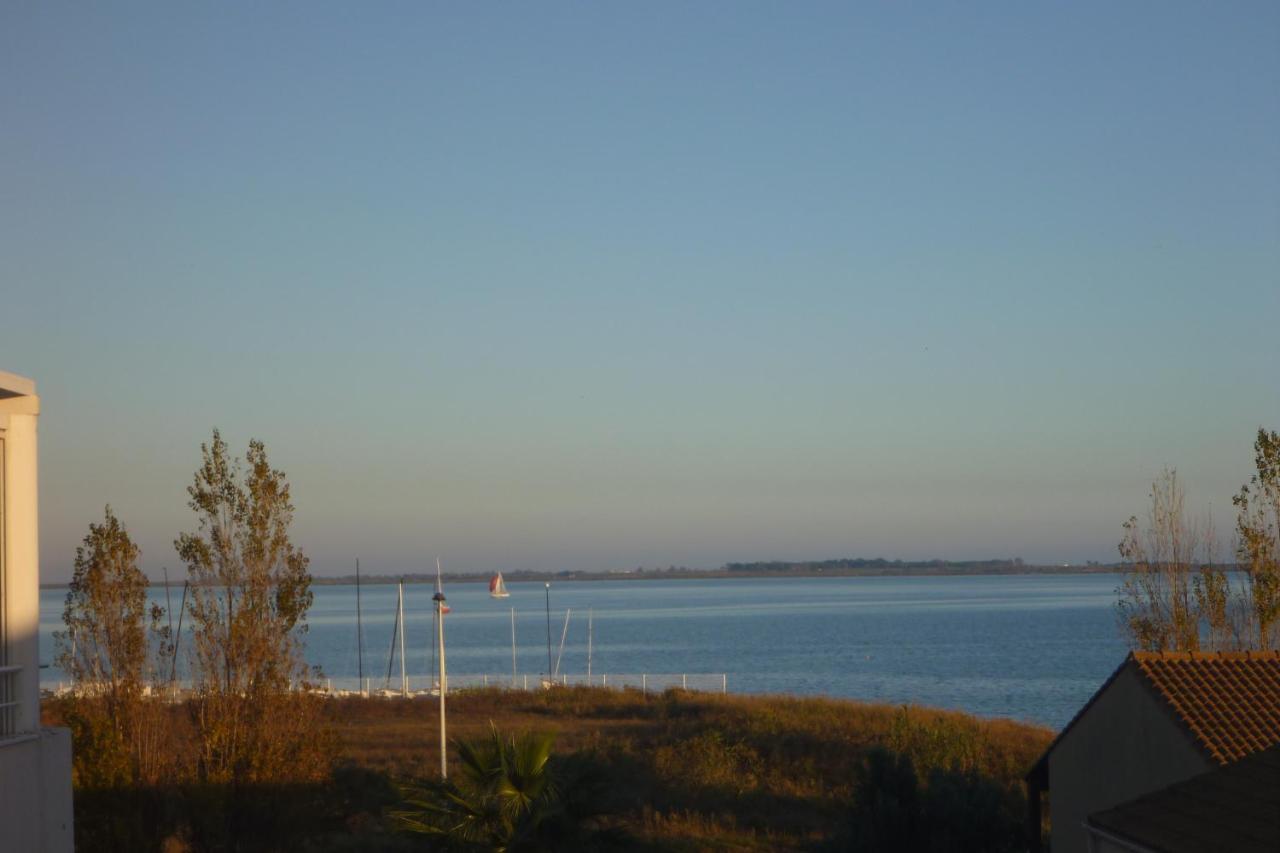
[0,370,36,397]
[1026,652,1137,782]
[1028,648,1280,780]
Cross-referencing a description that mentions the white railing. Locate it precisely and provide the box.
[41,673,731,701]
[0,664,20,737]
[313,673,729,696]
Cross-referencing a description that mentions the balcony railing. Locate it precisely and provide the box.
[0,664,20,737]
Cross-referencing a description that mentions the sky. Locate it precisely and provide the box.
[3,2,1278,582]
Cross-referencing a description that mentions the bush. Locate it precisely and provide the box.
[835,747,1027,853]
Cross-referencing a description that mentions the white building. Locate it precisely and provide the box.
[0,370,73,852]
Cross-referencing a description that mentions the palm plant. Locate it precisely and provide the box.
[394,725,564,851]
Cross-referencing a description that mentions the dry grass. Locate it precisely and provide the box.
[325,687,1052,850]
[47,687,1051,850]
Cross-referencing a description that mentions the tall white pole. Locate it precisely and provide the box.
[434,557,448,779]
[544,583,552,682]
[436,593,447,776]
[554,608,571,679]
[397,579,407,696]
[355,560,364,691]
[511,607,518,687]
[587,607,593,684]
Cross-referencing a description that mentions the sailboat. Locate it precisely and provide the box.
[489,571,511,599]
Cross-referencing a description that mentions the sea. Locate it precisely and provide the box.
[39,572,1129,730]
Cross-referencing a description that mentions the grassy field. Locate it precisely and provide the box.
[50,687,1053,851]
[324,687,1052,850]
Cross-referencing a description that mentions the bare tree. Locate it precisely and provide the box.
[1117,470,1231,651]
[1234,428,1280,650]
[175,429,327,784]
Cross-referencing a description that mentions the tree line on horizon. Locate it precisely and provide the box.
[724,557,1036,573]
[307,556,1116,587]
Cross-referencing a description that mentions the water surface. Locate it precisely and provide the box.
[40,573,1127,729]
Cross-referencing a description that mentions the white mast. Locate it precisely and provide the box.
[397,579,407,696]
[587,607,593,684]
[433,557,449,778]
[511,607,518,687]
[554,608,571,679]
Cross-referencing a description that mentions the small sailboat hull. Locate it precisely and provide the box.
[489,572,511,598]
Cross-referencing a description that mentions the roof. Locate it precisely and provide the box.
[1028,650,1280,782]
[0,370,36,398]
[1134,651,1280,764]
[1086,742,1280,853]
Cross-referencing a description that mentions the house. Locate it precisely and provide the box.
[1084,742,1280,852]
[1026,650,1280,853]
[0,370,74,852]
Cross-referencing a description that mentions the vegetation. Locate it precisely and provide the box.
[49,429,1101,850]
[1118,428,1280,651]
[723,558,1033,575]
[175,429,329,786]
[45,686,1049,851]
[837,747,1021,853]
[1234,428,1280,649]
[358,688,1046,852]
[53,432,335,851]
[311,557,1109,589]
[1117,469,1225,651]
[394,725,622,851]
[55,507,171,787]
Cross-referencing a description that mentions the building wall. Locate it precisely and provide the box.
[1,394,41,732]
[1048,664,1211,853]
[0,729,74,852]
[0,379,74,853]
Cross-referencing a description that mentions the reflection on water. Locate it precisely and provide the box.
[40,573,1126,728]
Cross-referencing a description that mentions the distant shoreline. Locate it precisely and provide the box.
[40,562,1131,590]
[308,563,1125,586]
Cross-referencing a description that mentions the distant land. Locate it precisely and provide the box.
[304,557,1126,587]
[40,557,1135,589]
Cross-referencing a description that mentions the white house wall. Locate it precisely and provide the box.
[1,394,41,732]
[0,376,74,853]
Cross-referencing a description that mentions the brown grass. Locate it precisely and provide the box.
[46,687,1051,850]
[325,687,1052,850]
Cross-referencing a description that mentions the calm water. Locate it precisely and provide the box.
[39,573,1128,729]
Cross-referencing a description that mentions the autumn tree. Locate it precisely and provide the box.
[1234,428,1280,649]
[1117,470,1235,651]
[56,507,169,785]
[175,429,329,784]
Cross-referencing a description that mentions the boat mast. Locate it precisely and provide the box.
[170,580,189,691]
[554,608,571,679]
[398,578,407,695]
[356,559,364,692]
[162,566,174,691]
[511,607,518,687]
[162,566,174,649]
[544,583,552,680]
[433,557,449,778]
[385,582,400,690]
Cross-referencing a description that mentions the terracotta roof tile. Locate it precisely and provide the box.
[1132,651,1280,765]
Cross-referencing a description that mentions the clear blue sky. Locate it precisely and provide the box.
[4,2,1278,581]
